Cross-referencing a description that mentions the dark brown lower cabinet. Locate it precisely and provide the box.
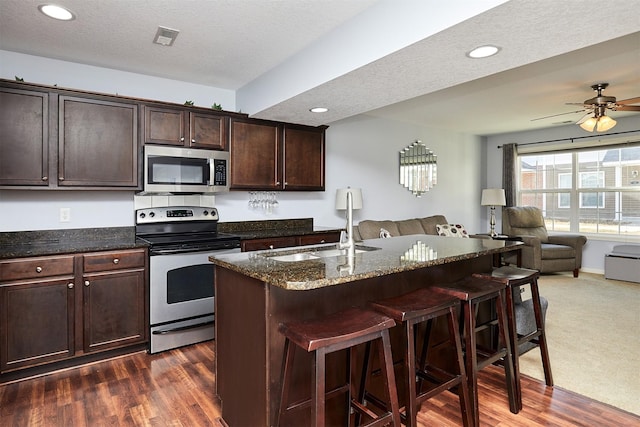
[0,277,75,373]
[83,268,146,353]
[241,231,341,252]
[0,248,148,377]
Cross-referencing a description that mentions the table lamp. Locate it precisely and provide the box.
[481,188,506,237]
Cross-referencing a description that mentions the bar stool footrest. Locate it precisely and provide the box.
[350,399,395,426]
[282,383,351,413]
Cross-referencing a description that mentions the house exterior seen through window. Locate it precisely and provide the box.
[518,144,640,236]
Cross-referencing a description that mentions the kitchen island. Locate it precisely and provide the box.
[209,234,522,426]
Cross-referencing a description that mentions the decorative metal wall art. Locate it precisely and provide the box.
[399,140,437,197]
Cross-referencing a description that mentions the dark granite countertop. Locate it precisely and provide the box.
[209,234,523,291]
[0,218,340,259]
[218,218,342,240]
[0,227,147,259]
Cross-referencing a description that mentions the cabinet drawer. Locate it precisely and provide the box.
[83,249,146,272]
[0,255,75,281]
[241,236,297,252]
[298,232,341,246]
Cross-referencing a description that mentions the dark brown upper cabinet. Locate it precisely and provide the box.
[0,80,139,190]
[59,96,138,188]
[0,86,50,186]
[229,118,326,191]
[143,104,228,150]
[282,124,326,191]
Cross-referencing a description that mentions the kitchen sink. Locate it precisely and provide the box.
[311,246,380,258]
[269,252,321,262]
[311,246,379,257]
[267,245,380,262]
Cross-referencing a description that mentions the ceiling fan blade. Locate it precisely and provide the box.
[616,96,640,105]
[530,109,588,121]
[565,102,588,106]
[614,105,640,111]
[576,112,593,124]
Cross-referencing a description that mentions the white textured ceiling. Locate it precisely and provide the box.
[1,0,639,135]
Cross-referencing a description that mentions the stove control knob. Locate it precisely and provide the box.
[139,213,146,219]
[203,210,209,216]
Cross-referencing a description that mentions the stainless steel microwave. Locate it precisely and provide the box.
[143,145,230,194]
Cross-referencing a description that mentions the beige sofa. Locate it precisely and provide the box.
[353,215,450,241]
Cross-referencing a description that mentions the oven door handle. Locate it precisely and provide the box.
[150,246,240,256]
[152,320,214,335]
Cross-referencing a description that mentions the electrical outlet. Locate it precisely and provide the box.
[59,207,71,222]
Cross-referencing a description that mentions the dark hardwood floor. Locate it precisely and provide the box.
[1,341,638,426]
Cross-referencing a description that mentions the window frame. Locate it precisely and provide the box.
[516,143,640,237]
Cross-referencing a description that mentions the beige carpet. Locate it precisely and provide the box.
[518,272,640,415]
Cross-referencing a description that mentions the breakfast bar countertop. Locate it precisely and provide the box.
[209,234,522,291]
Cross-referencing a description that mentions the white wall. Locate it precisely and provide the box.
[0,50,235,110]
[1,51,484,233]
[484,117,640,273]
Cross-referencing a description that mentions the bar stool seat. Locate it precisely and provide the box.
[367,288,472,427]
[474,266,553,392]
[432,276,520,427]
[276,307,401,427]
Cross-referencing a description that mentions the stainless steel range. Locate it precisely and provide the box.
[135,206,241,353]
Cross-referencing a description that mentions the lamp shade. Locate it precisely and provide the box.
[596,115,616,132]
[335,188,363,210]
[481,188,506,206]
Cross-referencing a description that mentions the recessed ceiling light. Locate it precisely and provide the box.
[310,107,328,113]
[38,4,75,21]
[466,45,500,59]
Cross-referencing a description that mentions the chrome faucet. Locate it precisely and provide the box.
[337,190,356,258]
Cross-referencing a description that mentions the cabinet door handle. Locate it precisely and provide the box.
[68,283,74,289]
[180,137,185,142]
[84,280,90,287]
[42,176,48,181]
[113,258,120,264]
[269,245,274,249]
[36,266,43,273]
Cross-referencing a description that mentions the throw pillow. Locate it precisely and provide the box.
[436,223,469,238]
[379,228,392,238]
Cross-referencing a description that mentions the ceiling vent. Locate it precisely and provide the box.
[153,26,179,46]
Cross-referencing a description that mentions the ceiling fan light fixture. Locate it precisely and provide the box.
[579,116,598,132]
[596,115,616,132]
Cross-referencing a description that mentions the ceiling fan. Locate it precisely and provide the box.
[532,83,640,132]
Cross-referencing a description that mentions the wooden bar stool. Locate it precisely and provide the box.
[432,276,520,426]
[276,307,401,427]
[474,266,553,395]
[367,288,473,427]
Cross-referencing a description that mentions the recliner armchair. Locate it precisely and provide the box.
[502,206,587,277]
